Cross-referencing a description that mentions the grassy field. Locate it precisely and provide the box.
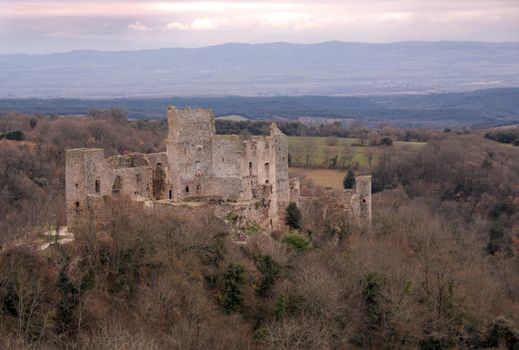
[216,134,425,174]
[288,136,425,168]
[290,168,347,190]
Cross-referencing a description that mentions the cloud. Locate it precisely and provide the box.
[1,0,519,53]
[167,17,231,31]
[128,21,151,31]
[166,22,190,31]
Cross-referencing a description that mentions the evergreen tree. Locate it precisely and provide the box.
[222,263,246,314]
[343,168,356,189]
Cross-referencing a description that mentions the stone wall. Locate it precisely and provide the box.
[66,149,170,221]
[66,105,372,232]
[298,183,365,233]
[66,148,105,221]
[356,175,372,223]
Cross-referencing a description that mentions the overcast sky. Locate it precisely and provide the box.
[1,0,518,54]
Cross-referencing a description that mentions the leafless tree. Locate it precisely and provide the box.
[300,138,317,168]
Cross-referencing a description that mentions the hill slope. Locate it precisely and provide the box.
[0,41,518,98]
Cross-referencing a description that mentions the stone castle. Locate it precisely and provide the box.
[66,106,371,231]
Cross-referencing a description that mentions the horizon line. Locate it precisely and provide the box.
[2,39,519,56]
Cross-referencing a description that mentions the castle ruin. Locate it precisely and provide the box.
[66,106,371,231]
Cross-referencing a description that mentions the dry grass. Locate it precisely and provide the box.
[290,168,346,190]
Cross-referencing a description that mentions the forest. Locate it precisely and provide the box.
[2,110,519,349]
[2,87,519,128]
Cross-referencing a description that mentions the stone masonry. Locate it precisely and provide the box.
[66,106,372,231]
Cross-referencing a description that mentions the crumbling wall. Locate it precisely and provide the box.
[296,175,372,231]
[356,175,372,223]
[66,148,105,221]
[66,105,371,233]
[289,178,301,204]
[102,166,152,199]
[66,150,171,224]
[299,192,357,232]
[145,153,170,200]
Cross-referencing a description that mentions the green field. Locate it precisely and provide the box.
[216,134,426,170]
[288,136,425,168]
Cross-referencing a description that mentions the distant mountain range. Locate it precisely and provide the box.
[2,88,519,128]
[0,41,518,98]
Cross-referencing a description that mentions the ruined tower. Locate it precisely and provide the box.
[166,106,216,201]
[65,105,372,231]
[65,148,105,220]
[356,175,372,224]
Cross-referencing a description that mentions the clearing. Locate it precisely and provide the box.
[288,136,425,168]
[290,168,347,190]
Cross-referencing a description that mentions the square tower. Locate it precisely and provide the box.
[166,106,216,201]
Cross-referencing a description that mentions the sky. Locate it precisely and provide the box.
[1,0,518,54]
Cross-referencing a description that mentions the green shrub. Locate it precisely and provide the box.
[419,333,455,350]
[362,272,384,326]
[380,136,393,146]
[485,128,519,145]
[29,117,38,129]
[485,317,519,349]
[224,211,240,223]
[487,222,506,255]
[489,200,515,219]
[5,130,25,141]
[222,263,246,314]
[324,223,350,241]
[285,202,302,230]
[243,224,261,236]
[281,233,312,252]
[274,294,287,320]
[255,255,280,296]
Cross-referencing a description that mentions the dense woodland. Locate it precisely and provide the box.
[2,111,519,349]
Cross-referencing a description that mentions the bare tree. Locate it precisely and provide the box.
[301,138,317,168]
[341,143,354,168]
[326,136,338,146]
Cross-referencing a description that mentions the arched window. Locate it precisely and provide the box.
[152,163,165,200]
[112,175,122,194]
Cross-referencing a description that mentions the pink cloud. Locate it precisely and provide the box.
[1,0,518,53]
